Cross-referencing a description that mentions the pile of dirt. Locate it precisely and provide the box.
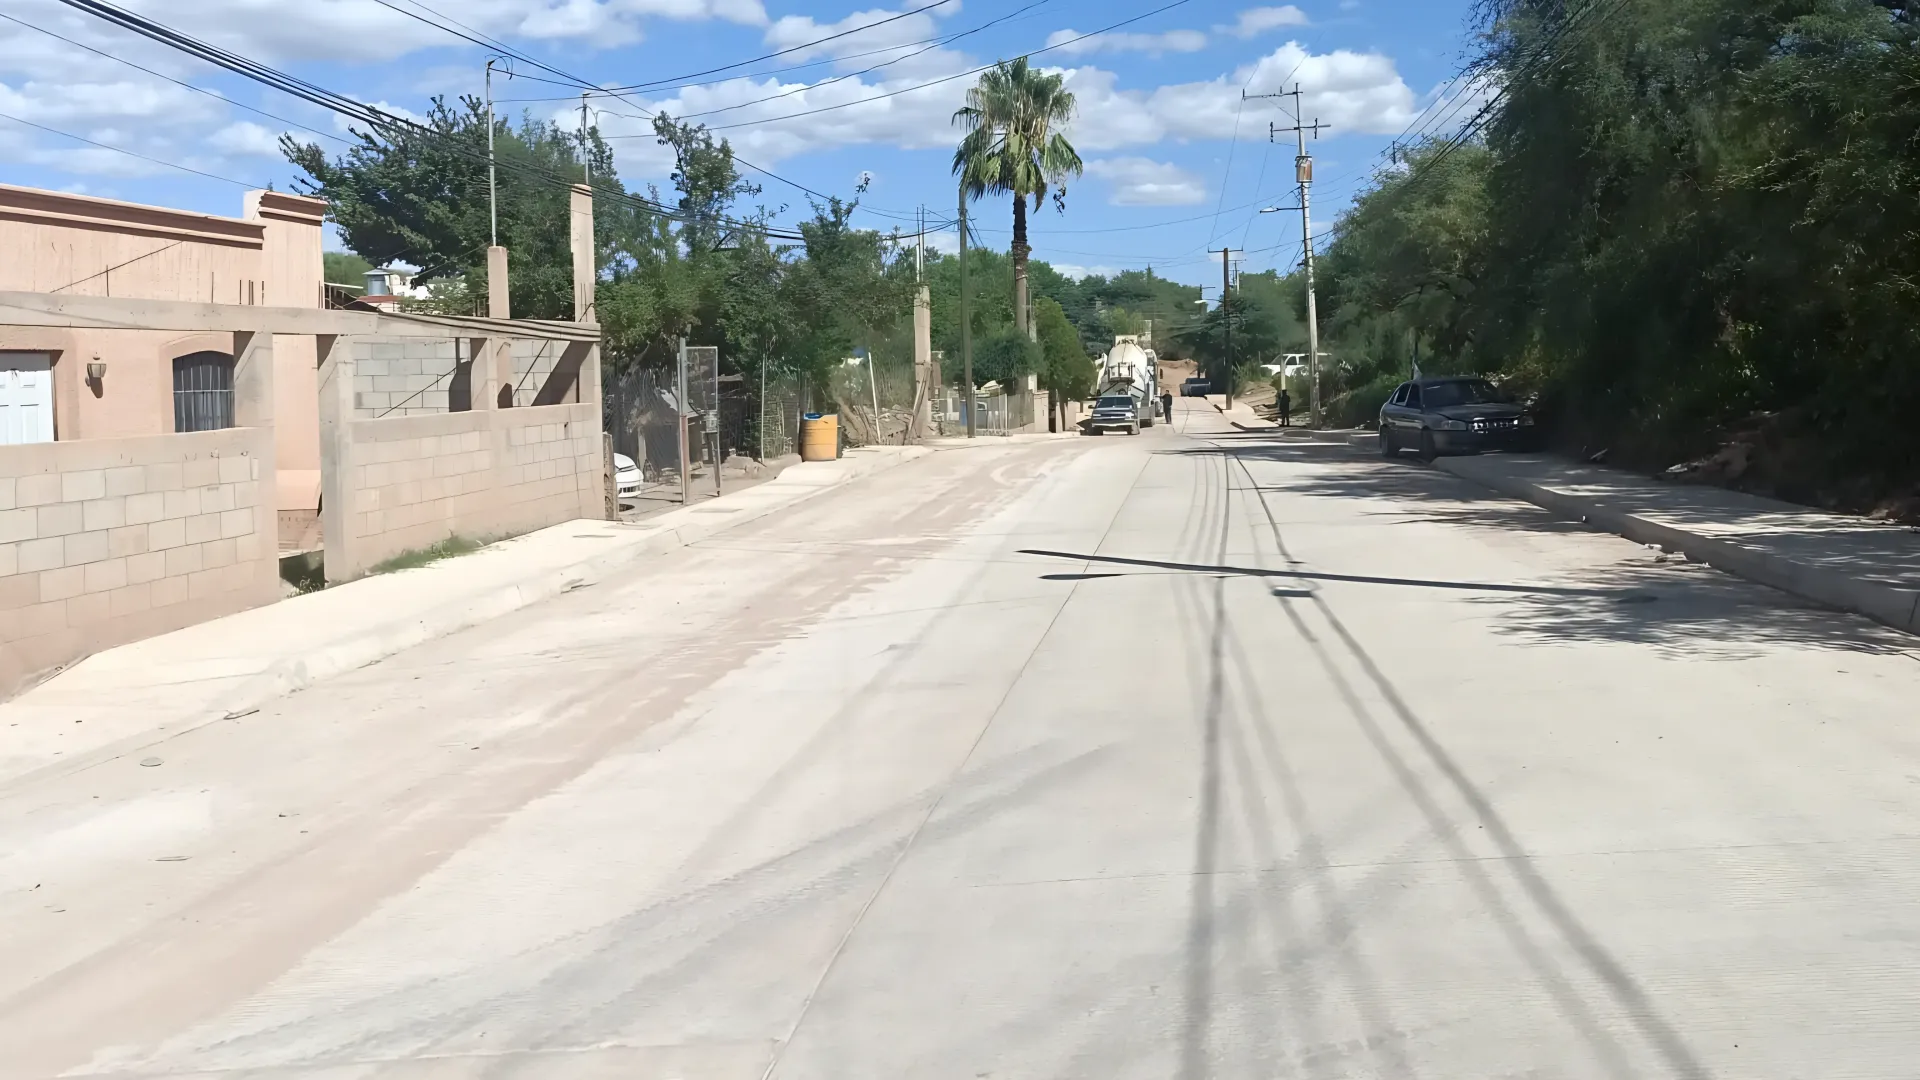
[1657,409,1920,525]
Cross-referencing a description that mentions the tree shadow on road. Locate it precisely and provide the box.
[1155,435,1917,661]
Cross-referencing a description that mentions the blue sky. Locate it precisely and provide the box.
[0,0,1480,290]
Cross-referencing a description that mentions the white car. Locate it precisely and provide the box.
[614,453,644,499]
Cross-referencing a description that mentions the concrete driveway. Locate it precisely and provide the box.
[4,399,1918,1078]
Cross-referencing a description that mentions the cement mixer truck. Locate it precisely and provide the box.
[1093,336,1160,426]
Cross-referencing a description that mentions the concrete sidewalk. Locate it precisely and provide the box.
[0,444,929,785]
[1438,452,1920,636]
[1327,430,1920,637]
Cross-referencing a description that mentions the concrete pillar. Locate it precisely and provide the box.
[245,191,327,537]
[454,336,503,413]
[570,184,595,324]
[912,283,931,442]
[233,328,281,590]
[231,329,276,429]
[486,246,510,320]
[316,334,357,584]
[484,246,514,410]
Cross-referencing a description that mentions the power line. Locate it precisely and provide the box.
[598,0,961,92]
[581,99,925,225]
[704,0,1198,132]
[673,0,1054,123]
[373,0,580,86]
[0,10,352,148]
[1203,89,1249,250]
[354,0,913,233]
[488,0,1058,105]
[1320,0,1627,216]
[490,19,1010,105]
[0,108,263,187]
[53,0,826,241]
[1302,0,1622,210]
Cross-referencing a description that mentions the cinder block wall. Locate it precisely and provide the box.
[0,429,280,696]
[351,337,461,417]
[510,339,561,408]
[328,402,600,580]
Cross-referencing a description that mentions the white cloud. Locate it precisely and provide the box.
[1083,157,1206,206]
[0,79,224,130]
[0,0,1418,221]
[1222,6,1310,38]
[597,40,1415,190]
[1043,27,1209,57]
[2,0,767,67]
[763,5,953,72]
[208,121,288,158]
[1060,43,1418,151]
[1046,262,1121,280]
[611,61,975,173]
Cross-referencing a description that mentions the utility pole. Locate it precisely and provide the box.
[677,337,691,505]
[485,58,500,248]
[1253,85,1332,427]
[580,93,592,186]
[1208,247,1236,408]
[913,204,933,443]
[959,189,975,439]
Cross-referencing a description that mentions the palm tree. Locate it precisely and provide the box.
[952,58,1083,339]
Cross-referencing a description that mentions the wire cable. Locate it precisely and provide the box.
[673,0,1054,123]
[0,108,263,187]
[704,0,1197,132]
[52,0,830,241]
[0,11,353,148]
[599,0,961,92]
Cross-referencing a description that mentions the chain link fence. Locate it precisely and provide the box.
[831,350,922,447]
[604,360,811,485]
[931,385,1031,436]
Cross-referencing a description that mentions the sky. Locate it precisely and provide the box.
[0,0,1483,291]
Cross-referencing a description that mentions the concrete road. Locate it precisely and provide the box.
[5,400,1920,1079]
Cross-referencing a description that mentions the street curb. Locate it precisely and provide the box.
[215,446,934,716]
[1430,456,1920,638]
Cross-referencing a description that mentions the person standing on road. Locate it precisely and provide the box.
[1162,392,1173,425]
[1278,388,1292,427]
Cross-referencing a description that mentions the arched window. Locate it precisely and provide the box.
[173,351,235,432]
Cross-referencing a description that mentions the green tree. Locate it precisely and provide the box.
[322,251,374,287]
[283,96,635,321]
[952,57,1084,340]
[1310,0,1920,500]
[1034,296,1094,431]
[970,326,1041,388]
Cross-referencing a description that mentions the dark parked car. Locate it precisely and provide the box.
[1378,376,1538,460]
[1086,394,1141,435]
[1181,377,1211,397]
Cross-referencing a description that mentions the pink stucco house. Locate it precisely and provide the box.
[0,183,328,544]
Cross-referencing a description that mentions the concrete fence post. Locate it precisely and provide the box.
[232,328,281,594]
[317,334,356,584]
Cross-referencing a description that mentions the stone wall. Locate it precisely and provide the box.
[0,428,280,696]
[324,402,602,582]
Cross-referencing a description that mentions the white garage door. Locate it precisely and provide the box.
[1,353,55,445]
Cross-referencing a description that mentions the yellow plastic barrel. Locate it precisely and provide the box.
[800,413,840,461]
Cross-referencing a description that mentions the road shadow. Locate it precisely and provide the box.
[1163,435,1915,659]
[1465,559,1915,660]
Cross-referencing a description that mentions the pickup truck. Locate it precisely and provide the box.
[1180,377,1211,397]
[1086,394,1141,435]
